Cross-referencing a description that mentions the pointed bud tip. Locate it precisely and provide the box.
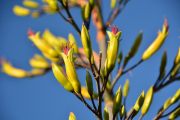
[61,41,72,55]
[164,18,169,31]
[28,28,35,36]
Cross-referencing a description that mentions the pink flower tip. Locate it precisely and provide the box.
[164,18,169,32]
[111,25,119,35]
[28,29,35,36]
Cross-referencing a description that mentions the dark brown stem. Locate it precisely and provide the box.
[154,78,179,92]
[58,0,81,34]
[74,92,99,117]
[90,95,97,111]
[97,52,103,120]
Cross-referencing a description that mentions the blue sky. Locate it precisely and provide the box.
[0,0,180,120]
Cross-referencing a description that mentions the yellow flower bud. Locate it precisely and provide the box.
[141,86,154,115]
[81,24,94,63]
[68,33,79,53]
[28,30,58,57]
[80,86,96,99]
[43,0,58,11]
[42,29,61,47]
[29,54,49,69]
[133,91,145,112]
[163,98,171,110]
[104,106,109,120]
[113,87,122,115]
[42,52,59,62]
[1,60,28,78]
[13,5,30,16]
[142,19,169,60]
[119,105,125,118]
[170,89,180,104]
[105,26,121,74]
[168,107,180,120]
[52,63,73,92]
[69,112,76,120]
[82,3,91,21]
[174,48,180,64]
[23,0,39,9]
[61,49,81,93]
[123,79,130,97]
[171,63,180,77]
[111,0,117,9]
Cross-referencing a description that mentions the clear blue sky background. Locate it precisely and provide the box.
[0,0,180,120]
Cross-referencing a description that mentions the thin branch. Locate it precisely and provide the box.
[58,0,81,34]
[90,94,98,111]
[154,77,179,92]
[111,60,143,90]
[122,60,143,75]
[153,103,180,120]
[138,114,143,120]
[74,92,99,117]
[98,51,103,119]
[154,66,173,89]
[106,0,131,27]
[161,103,180,118]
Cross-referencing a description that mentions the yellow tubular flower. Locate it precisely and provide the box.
[52,63,74,92]
[142,19,169,60]
[105,26,121,75]
[28,30,58,58]
[42,29,61,48]
[68,33,79,53]
[81,24,94,63]
[23,0,39,9]
[1,60,28,78]
[61,48,81,93]
[29,54,49,69]
[13,5,30,16]
[175,48,180,64]
[42,52,59,62]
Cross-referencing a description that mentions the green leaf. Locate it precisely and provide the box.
[85,70,93,96]
[159,51,167,80]
[123,32,143,67]
[117,51,123,65]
